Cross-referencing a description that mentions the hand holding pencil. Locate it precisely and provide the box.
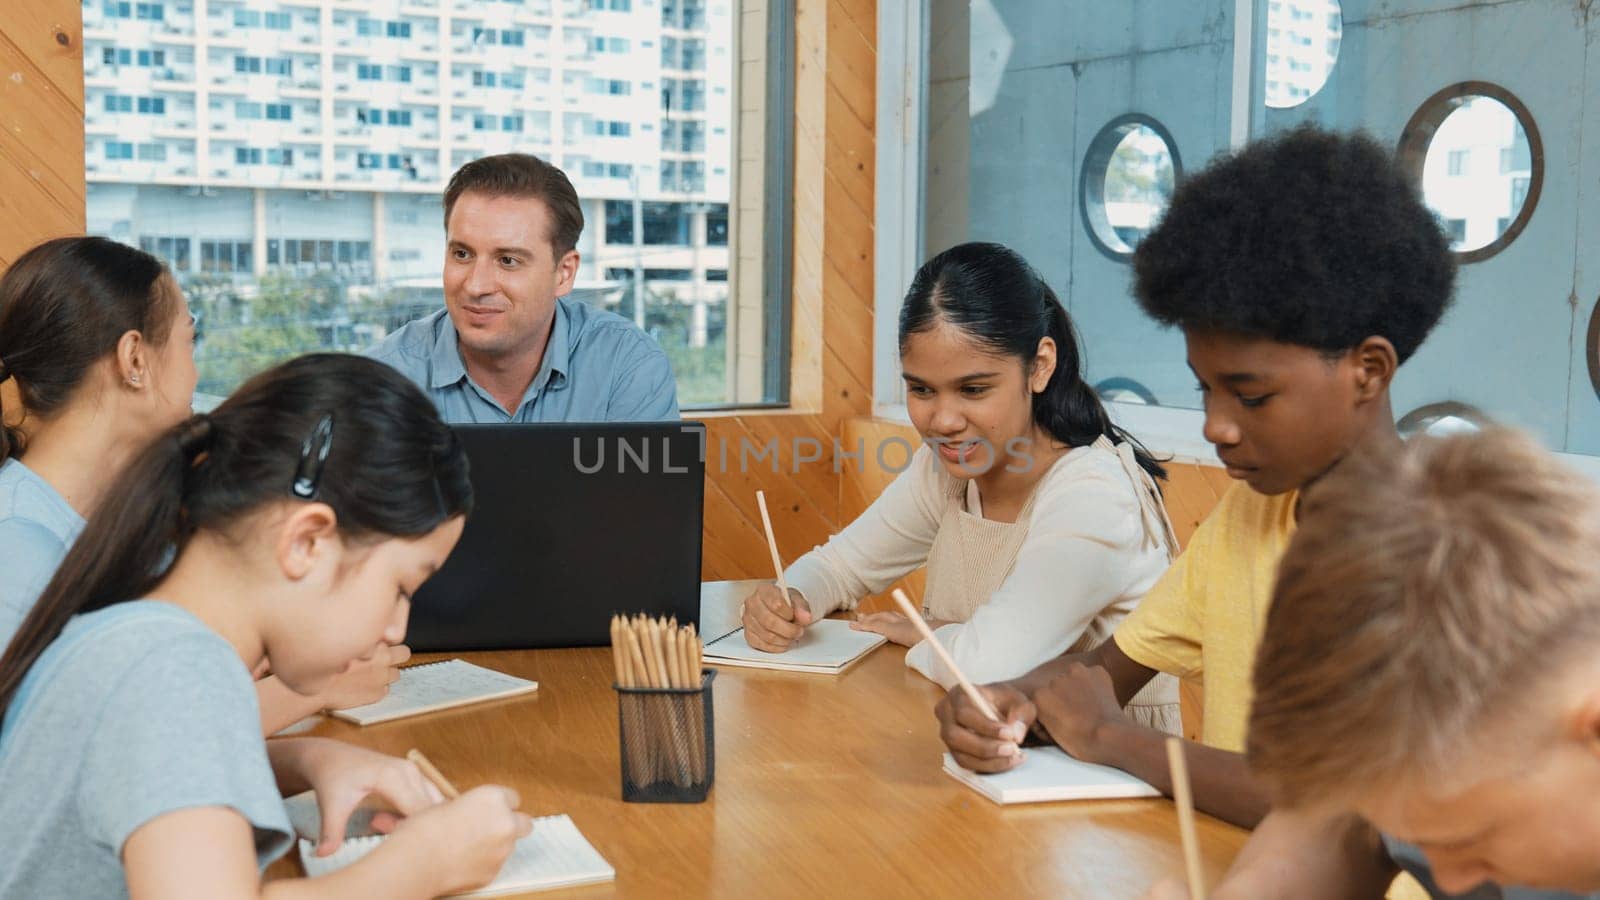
[325,748,530,895]
[741,490,816,653]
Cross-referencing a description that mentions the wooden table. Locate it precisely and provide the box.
[268,644,1246,897]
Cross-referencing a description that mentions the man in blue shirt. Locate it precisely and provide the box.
[368,153,680,422]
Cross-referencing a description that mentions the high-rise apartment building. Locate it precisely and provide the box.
[83,0,735,398]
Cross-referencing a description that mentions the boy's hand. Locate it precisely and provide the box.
[935,682,1034,772]
[741,584,813,652]
[1032,662,1128,767]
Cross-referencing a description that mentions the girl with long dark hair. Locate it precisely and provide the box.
[0,354,527,898]
[740,242,1180,731]
[0,236,407,732]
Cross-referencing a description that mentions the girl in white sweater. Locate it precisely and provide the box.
[741,242,1180,731]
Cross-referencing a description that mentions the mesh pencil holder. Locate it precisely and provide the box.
[614,668,716,803]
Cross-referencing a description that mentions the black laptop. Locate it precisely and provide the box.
[406,422,706,651]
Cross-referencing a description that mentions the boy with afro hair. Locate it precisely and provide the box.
[935,124,1455,828]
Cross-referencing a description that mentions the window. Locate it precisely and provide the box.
[605,200,634,243]
[1448,148,1468,176]
[103,48,166,66]
[706,268,727,281]
[642,201,689,244]
[885,0,1427,426]
[200,240,252,274]
[140,236,191,271]
[105,95,134,113]
[103,2,132,18]
[706,205,728,245]
[135,2,163,20]
[84,0,772,410]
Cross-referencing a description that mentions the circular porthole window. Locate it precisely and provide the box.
[1264,0,1343,108]
[1398,82,1543,263]
[1080,115,1181,262]
[1396,401,1490,438]
[1094,377,1159,406]
[1587,294,1600,404]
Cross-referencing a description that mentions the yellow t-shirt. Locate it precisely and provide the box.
[1113,482,1298,752]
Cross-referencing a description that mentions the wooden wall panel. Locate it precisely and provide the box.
[0,3,84,269]
[700,0,876,581]
[0,0,84,427]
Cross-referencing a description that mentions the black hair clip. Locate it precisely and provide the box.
[290,413,335,500]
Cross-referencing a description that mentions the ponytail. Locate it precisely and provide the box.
[0,418,196,718]
[1037,295,1166,481]
[0,363,17,464]
[0,354,472,724]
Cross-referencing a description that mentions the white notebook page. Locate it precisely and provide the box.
[703,618,886,672]
[943,747,1161,804]
[297,814,614,897]
[329,659,537,726]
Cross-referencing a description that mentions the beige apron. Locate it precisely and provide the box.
[920,436,1182,733]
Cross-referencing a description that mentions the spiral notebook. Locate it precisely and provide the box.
[328,659,538,726]
[702,618,886,674]
[943,747,1161,804]
[296,815,614,896]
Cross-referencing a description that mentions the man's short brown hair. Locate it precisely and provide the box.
[443,153,585,257]
[1248,428,1600,806]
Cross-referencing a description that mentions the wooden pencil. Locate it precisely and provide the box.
[756,490,792,606]
[890,589,1001,723]
[406,748,460,800]
[1166,737,1206,900]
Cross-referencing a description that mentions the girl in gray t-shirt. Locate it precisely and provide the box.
[0,236,408,734]
[0,354,529,898]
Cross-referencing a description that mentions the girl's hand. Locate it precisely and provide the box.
[740,583,814,651]
[273,739,445,856]
[383,785,532,896]
[319,643,412,711]
[850,611,951,648]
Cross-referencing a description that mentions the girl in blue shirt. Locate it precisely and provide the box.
[0,353,528,898]
[0,236,402,731]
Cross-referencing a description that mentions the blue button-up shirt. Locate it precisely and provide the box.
[365,297,681,423]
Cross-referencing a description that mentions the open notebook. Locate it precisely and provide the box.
[329,659,538,726]
[943,747,1162,804]
[702,618,885,674]
[295,815,614,896]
